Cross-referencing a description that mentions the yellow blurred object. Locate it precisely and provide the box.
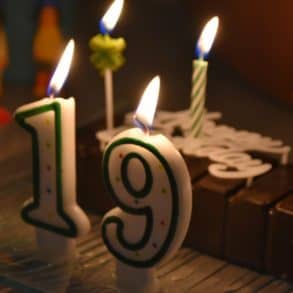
[0,26,8,69]
[33,5,64,97]
[34,5,64,63]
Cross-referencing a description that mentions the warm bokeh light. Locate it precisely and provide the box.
[48,39,74,96]
[101,0,124,33]
[197,16,219,59]
[134,76,160,131]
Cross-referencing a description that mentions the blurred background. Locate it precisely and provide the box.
[0,0,292,145]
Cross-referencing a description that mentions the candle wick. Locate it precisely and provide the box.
[133,115,150,135]
[198,53,204,61]
[47,86,57,99]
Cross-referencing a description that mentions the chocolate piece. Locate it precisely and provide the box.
[76,121,115,214]
[184,175,244,257]
[225,166,293,270]
[266,193,293,282]
[249,151,280,167]
[182,155,209,182]
[171,125,184,137]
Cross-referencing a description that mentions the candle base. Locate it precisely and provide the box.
[36,228,77,264]
[116,261,160,293]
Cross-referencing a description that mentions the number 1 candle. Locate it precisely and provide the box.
[190,16,219,137]
[102,77,192,292]
[15,40,90,264]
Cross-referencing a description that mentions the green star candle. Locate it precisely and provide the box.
[14,40,90,264]
[89,0,126,130]
[190,16,219,137]
[102,77,192,293]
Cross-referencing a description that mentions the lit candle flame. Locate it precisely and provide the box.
[134,76,160,132]
[196,16,219,59]
[47,39,75,97]
[100,0,124,34]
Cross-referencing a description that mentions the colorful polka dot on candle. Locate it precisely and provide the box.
[46,187,51,194]
[161,187,167,194]
[119,153,123,159]
[158,164,163,171]
[152,243,157,249]
[45,142,51,149]
[115,176,121,182]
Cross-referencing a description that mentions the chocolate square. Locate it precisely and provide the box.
[76,122,115,214]
[266,194,293,282]
[225,166,293,270]
[184,175,244,257]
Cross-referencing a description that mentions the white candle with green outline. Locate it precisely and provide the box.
[15,40,90,264]
[190,16,219,137]
[102,77,192,293]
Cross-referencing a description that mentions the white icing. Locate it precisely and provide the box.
[97,110,291,186]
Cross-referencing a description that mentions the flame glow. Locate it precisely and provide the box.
[197,16,219,59]
[48,39,74,96]
[101,0,124,33]
[134,76,160,131]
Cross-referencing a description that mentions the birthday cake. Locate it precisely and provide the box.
[77,110,292,282]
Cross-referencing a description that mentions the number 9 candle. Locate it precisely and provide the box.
[102,77,192,292]
[14,40,90,264]
[190,16,219,137]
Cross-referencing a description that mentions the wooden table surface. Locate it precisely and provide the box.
[0,136,292,292]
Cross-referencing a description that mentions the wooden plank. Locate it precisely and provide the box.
[257,280,292,293]
[163,254,226,290]
[237,275,276,292]
[224,270,260,291]
[189,264,249,292]
[158,248,196,277]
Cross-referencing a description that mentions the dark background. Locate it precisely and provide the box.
[71,0,293,151]
[1,0,292,149]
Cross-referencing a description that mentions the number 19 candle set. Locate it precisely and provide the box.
[14,42,192,293]
[10,0,293,290]
[12,2,193,290]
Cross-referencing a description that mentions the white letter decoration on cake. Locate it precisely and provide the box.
[102,109,291,187]
[101,77,192,293]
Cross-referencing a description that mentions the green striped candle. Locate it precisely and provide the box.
[189,16,219,137]
[190,60,208,137]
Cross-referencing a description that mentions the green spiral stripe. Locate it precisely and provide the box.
[15,102,78,238]
[102,137,179,268]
